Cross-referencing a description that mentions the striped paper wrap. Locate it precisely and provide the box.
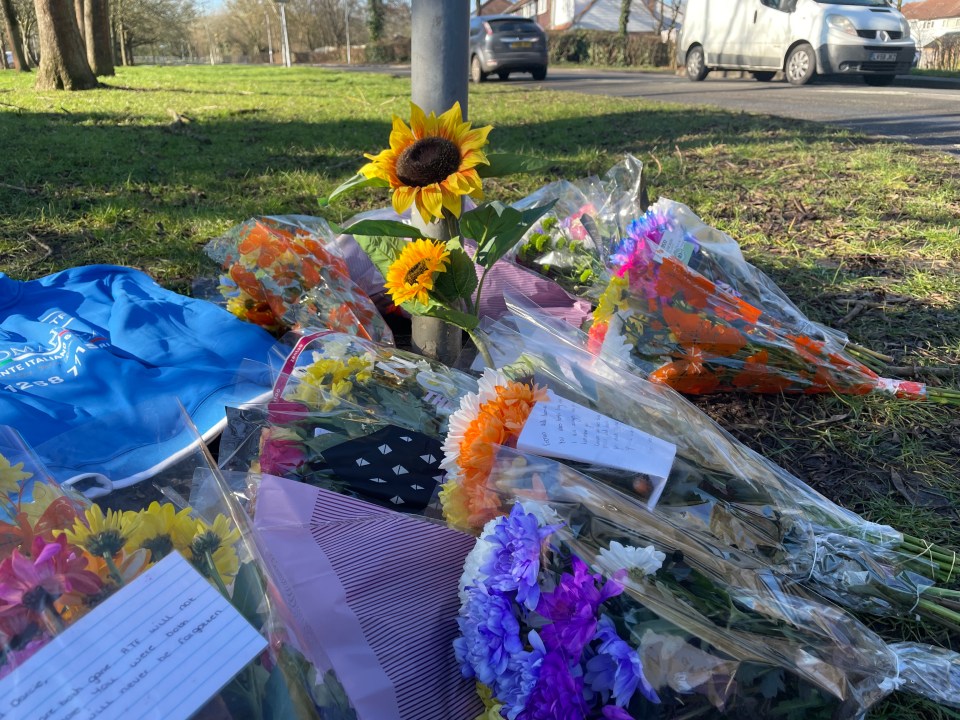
[253,474,482,720]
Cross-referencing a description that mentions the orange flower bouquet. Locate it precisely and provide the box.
[587,237,960,404]
[205,215,392,343]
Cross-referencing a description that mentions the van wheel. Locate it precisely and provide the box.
[685,46,708,81]
[470,55,487,83]
[498,71,510,81]
[863,74,895,86]
[752,71,776,82]
[785,43,816,85]
[532,66,547,81]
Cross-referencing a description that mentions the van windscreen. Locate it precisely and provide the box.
[814,0,889,5]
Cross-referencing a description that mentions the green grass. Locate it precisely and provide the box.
[2,64,959,718]
[910,67,960,78]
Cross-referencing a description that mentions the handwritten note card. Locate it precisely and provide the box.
[516,390,676,509]
[0,551,266,720]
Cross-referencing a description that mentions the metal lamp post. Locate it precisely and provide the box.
[409,0,470,363]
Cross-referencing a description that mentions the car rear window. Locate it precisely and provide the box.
[487,19,539,33]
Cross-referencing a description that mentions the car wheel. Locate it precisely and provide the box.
[497,70,510,81]
[532,66,547,81]
[752,71,776,82]
[685,45,708,81]
[785,43,816,85]
[470,55,487,83]
[863,74,895,87]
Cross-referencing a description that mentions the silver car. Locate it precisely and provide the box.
[469,15,548,82]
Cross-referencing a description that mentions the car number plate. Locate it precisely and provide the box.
[512,41,532,48]
[869,52,897,62]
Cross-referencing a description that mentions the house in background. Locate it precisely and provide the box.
[478,0,681,37]
[901,0,960,68]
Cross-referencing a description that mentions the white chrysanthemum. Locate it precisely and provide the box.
[596,540,665,577]
[599,313,633,365]
[518,500,562,528]
[320,337,352,360]
[458,516,500,605]
[475,367,510,405]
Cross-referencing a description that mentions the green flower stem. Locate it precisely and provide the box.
[103,553,125,586]
[922,586,960,600]
[205,550,232,599]
[41,605,66,635]
[473,266,493,328]
[917,598,960,630]
[468,329,495,369]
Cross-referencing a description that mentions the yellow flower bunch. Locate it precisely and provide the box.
[290,355,374,411]
[0,453,31,496]
[592,274,630,326]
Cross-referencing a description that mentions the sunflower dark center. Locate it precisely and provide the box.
[404,260,430,285]
[142,534,174,561]
[395,137,461,187]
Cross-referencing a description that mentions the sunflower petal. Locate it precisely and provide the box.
[388,116,415,151]
[418,184,444,221]
[438,102,464,140]
[409,102,428,139]
[392,185,418,216]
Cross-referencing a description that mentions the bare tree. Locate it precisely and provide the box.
[84,0,115,74]
[33,0,98,89]
[1,0,29,69]
[74,0,85,42]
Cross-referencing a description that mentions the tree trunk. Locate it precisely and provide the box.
[117,18,128,66]
[33,0,98,90]
[74,0,85,47]
[83,0,113,75]
[1,0,30,70]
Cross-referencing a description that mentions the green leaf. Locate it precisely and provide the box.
[343,219,420,239]
[352,235,408,279]
[230,561,266,628]
[462,200,557,269]
[432,240,478,303]
[404,298,479,331]
[477,153,551,178]
[323,173,389,204]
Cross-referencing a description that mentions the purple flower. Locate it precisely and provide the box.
[497,631,546,720]
[600,707,633,720]
[536,557,623,659]
[518,650,589,720]
[258,435,307,477]
[480,504,557,611]
[454,588,524,687]
[585,615,659,707]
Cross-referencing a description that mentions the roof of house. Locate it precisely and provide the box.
[478,0,514,16]
[901,0,960,21]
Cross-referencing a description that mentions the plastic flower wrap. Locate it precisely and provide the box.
[0,425,358,719]
[454,452,960,718]
[441,306,960,635]
[205,214,392,343]
[218,331,479,514]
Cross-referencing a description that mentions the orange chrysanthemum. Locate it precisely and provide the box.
[440,370,548,531]
[360,102,492,222]
[384,238,451,306]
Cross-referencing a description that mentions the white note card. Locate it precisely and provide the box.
[516,390,676,509]
[0,551,267,720]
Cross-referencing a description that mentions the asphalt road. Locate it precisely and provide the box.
[499,68,960,156]
[338,64,960,156]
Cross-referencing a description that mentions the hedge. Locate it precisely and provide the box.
[547,30,674,68]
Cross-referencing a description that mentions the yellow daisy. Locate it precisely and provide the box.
[360,102,492,222]
[123,502,196,561]
[384,239,451,306]
[0,453,31,496]
[190,514,242,582]
[65,505,133,558]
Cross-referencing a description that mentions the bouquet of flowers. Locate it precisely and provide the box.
[437,308,960,634]
[204,215,392,343]
[455,456,960,719]
[0,425,357,719]
[511,158,958,401]
[218,331,479,514]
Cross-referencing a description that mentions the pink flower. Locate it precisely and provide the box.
[259,437,307,477]
[267,400,310,425]
[0,605,50,675]
[0,536,101,613]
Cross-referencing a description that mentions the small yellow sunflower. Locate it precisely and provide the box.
[123,502,196,561]
[190,514,242,582]
[0,453,31,496]
[384,239,451,306]
[65,505,133,558]
[360,102,492,222]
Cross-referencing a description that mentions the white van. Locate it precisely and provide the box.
[678,0,916,86]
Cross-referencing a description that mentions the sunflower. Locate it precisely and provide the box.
[384,239,451,306]
[123,502,196,561]
[189,515,242,582]
[360,102,492,222]
[0,453,31,496]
